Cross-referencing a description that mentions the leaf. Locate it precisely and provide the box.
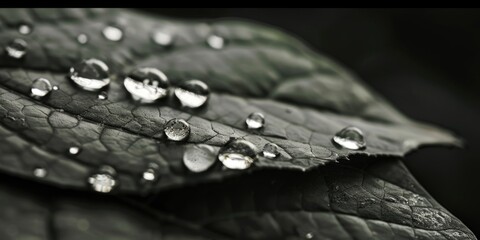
[0,8,473,239]
[148,156,475,239]
[0,173,217,240]
[0,8,458,192]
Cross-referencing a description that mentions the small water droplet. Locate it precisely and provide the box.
[18,24,32,35]
[53,86,59,91]
[334,185,340,191]
[33,167,47,178]
[359,198,377,208]
[174,80,210,108]
[183,144,217,172]
[68,146,80,155]
[332,126,366,150]
[102,25,123,41]
[124,67,169,103]
[218,139,257,170]
[164,118,190,141]
[88,165,117,193]
[305,232,314,239]
[207,34,225,49]
[246,112,265,130]
[76,33,88,44]
[152,30,173,47]
[142,163,160,182]
[262,143,280,158]
[384,196,397,203]
[69,58,110,91]
[30,78,53,98]
[5,38,27,59]
[98,91,108,100]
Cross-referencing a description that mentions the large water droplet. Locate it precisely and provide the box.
[174,80,210,108]
[5,38,27,59]
[246,112,265,129]
[183,144,217,172]
[218,139,257,170]
[152,30,173,47]
[30,78,53,98]
[142,163,160,182]
[68,146,80,155]
[102,26,123,41]
[88,165,117,193]
[262,143,280,159]
[207,34,225,49]
[18,24,32,35]
[33,167,47,178]
[164,118,190,141]
[77,33,88,44]
[124,67,169,103]
[69,58,111,91]
[332,126,366,150]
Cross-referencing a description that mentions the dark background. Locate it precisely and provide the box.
[139,8,480,235]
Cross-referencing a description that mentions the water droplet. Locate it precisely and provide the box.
[142,163,160,182]
[384,196,397,203]
[18,24,32,35]
[5,38,27,59]
[124,67,169,103]
[334,185,340,191]
[207,34,225,49]
[98,91,108,100]
[332,126,366,150]
[88,166,117,193]
[262,143,280,158]
[102,26,123,41]
[164,118,190,141]
[69,58,110,91]
[246,112,265,129]
[218,139,257,170]
[33,167,47,178]
[68,146,80,155]
[305,232,314,239]
[77,33,88,44]
[152,30,173,47]
[53,86,59,90]
[359,198,376,208]
[174,80,210,108]
[183,144,217,172]
[30,78,53,98]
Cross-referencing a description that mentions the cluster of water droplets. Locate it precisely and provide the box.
[11,22,372,195]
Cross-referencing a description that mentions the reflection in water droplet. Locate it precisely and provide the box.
[305,232,314,239]
[77,33,88,44]
[124,68,169,103]
[142,163,160,182]
[332,126,366,150]
[6,38,27,59]
[174,80,209,108]
[183,144,217,172]
[102,26,123,41]
[69,146,80,155]
[69,58,110,91]
[246,112,265,129]
[33,168,47,178]
[164,118,190,141]
[98,91,108,100]
[218,139,257,170]
[18,24,32,35]
[384,196,397,203]
[88,165,117,193]
[207,35,225,49]
[53,86,59,91]
[262,143,279,158]
[152,30,173,47]
[31,78,53,98]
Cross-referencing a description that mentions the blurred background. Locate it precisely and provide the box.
[139,8,480,235]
